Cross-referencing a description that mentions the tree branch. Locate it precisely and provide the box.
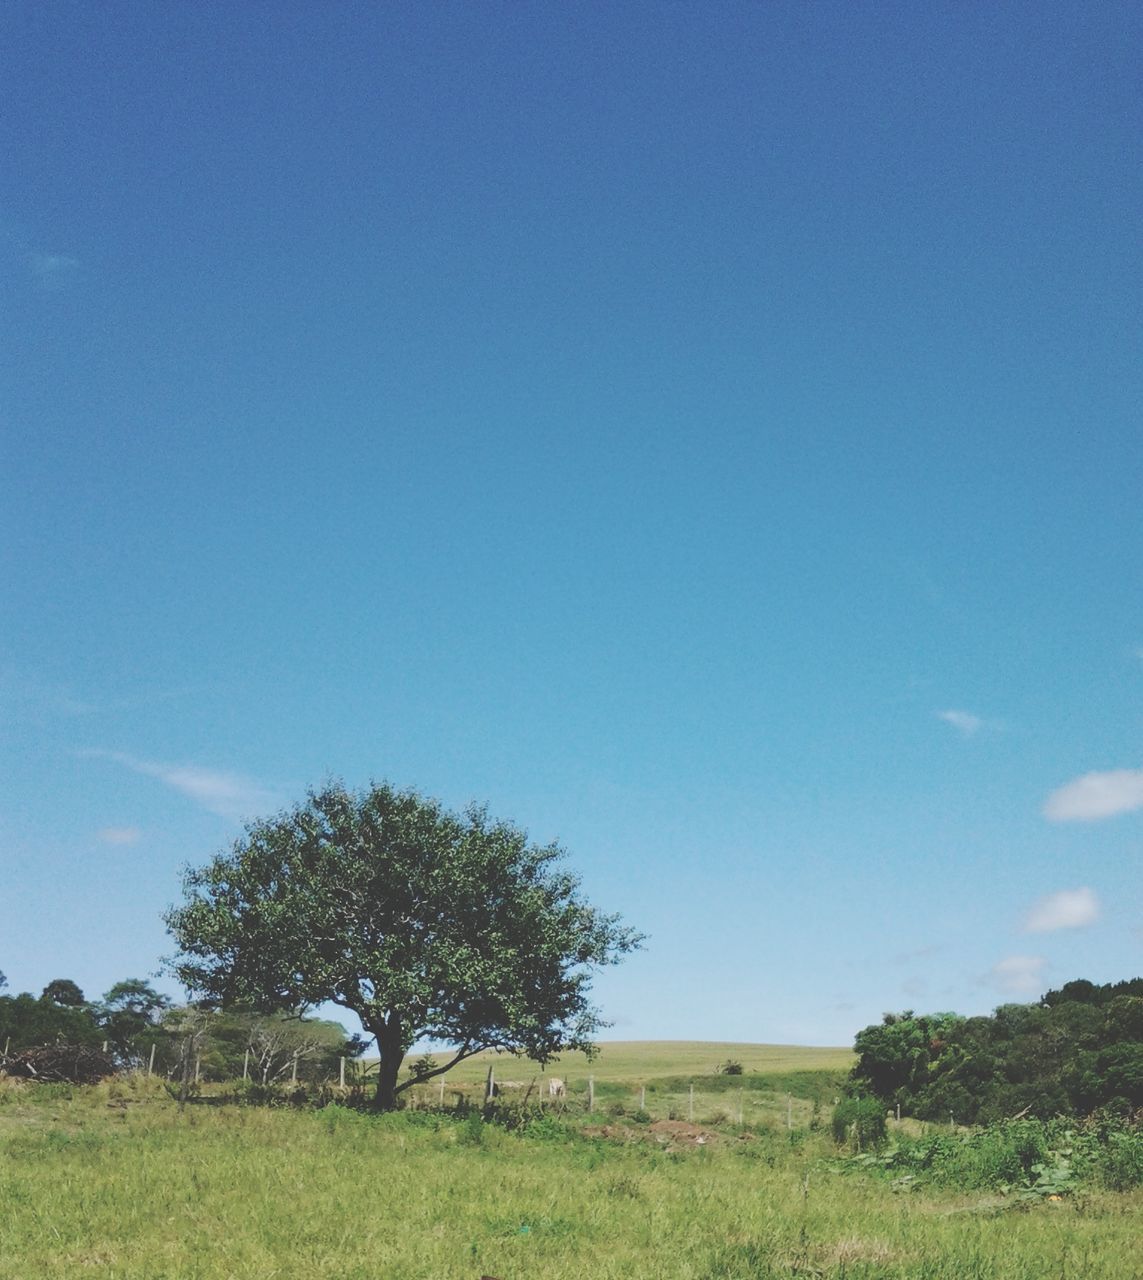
[393,1041,482,1094]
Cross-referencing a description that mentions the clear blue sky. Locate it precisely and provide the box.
[2,2,1140,1047]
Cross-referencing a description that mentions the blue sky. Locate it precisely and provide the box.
[2,2,1140,1047]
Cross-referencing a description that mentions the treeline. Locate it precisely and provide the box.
[851,978,1143,1124]
[0,970,364,1085]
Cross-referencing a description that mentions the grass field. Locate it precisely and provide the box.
[2,1045,1141,1278]
[402,1041,855,1131]
[430,1040,855,1085]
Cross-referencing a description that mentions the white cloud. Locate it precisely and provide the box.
[97,826,142,846]
[936,709,984,737]
[1043,768,1143,822]
[1024,886,1100,933]
[29,251,79,289]
[84,750,280,821]
[986,955,1047,996]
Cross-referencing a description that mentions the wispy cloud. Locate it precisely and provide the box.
[985,955,1046,996]
[29,250,80,290]
[1043,768,1143,822]
[937,709,982,736]
[1023,886,1100,933]
[97,826,142,846]
[83,750,280,821]
[935,709,997,737]
[0,667,99,718]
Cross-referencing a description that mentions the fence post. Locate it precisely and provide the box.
[339,1057,346,1088]
[148,1043,156,1077]
[588,1075,595,1112]
[291,1054,298,1085]
[486,1064,495,1103]
[640,1084,645,1111]
[439,1076,445,1106]
[195,1056,201,1083]
[102,1041,108,1054]
[243,1049,249,1081]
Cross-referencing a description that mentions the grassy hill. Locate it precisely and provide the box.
[427,1039,854,1086]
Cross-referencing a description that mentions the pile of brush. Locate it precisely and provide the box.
[3,1044,115,1084]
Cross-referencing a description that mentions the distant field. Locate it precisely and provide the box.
[385,1040,855,1129]
[408,1039,855,1085]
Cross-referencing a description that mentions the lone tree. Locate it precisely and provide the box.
[165,781,642,1109]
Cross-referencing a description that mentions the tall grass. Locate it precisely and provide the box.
[2,1076,1142,1278]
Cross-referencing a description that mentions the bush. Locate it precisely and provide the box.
[831,1096,888,1149]
[717,1059,744,1076]
[837,1114,1143,1195]
[1099,1131,1143,1190]
[458,1111,485,1146]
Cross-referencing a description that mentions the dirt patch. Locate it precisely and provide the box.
[582,1124,642,1143]
[649,1119,718,1146]
[583,1118,754,1148]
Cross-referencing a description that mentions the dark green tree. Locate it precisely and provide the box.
[165,781,643,1109]
[0,990,101,1052]
[41,979,86,1007]
[99,980,172,1065]
[851,1011,963,1110]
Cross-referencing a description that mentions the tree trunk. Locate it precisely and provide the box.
[372,1015,405,1111]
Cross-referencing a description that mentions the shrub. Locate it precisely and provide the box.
[717,1059,744,1076]
[831,1096,888,1149]
[458,1111,485,1147]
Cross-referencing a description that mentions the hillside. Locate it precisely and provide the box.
[409,1039,854,1085]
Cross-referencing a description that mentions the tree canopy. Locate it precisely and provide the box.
[850,979,1143,1123]
[41,978,86,1007]
[165,781,643,1108]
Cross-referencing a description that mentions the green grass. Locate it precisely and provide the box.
[395,1040,853,1130]
[416,1039,856,1085]
[3,1075,1143,1278]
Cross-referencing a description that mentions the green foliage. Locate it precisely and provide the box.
[406,1053,439,1081]
[830,1095,887,1149]
[99,979,171,1066]
[165,780,642,1108]
[0,989,103,1053]
[41,979,86,1007]
[717,1059,743,1075]
[851,978,1143,1122]
[194,1007,360,1083]
[838,1114,1143,1197]
[458,1110,486,1146]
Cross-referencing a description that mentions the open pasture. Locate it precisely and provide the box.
[430,1040,856,1085]
[390,1040,855,1131]
[2,1073,1142,1279]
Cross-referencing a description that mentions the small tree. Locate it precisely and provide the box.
[99,980,172,1066]
[199,1007,361,1084]
[166,781,643,1109]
